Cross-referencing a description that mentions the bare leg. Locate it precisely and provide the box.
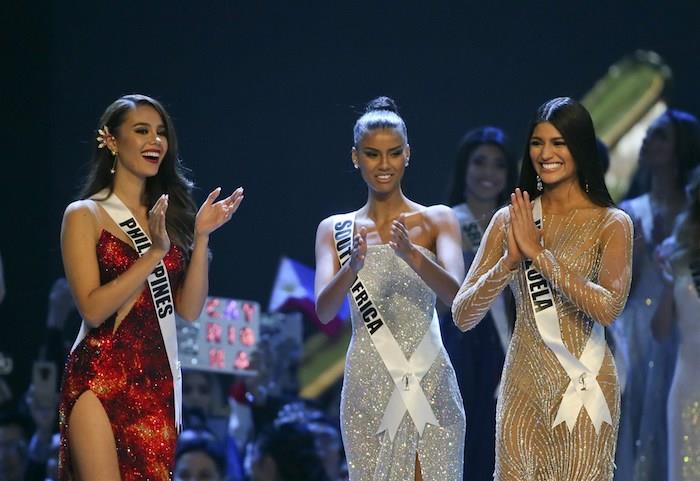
[415,453,424,481]
[68,390,121,481]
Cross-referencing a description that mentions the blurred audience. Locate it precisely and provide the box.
[246,420,330,481]
[174,429,229,481]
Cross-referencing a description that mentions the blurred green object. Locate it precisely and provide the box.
[582,50,672,200]
[299,325,351,399]
[583,50,671,148]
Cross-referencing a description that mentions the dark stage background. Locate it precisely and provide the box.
[2,1,699,393]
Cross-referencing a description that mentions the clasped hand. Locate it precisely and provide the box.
[505,188,544,269]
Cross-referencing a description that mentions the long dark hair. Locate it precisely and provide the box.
[446,126,518,207]
[79,94,197,254]
[175,432,226,478]
[518,97,614,207]
[672,165,700,264]
[353,96,408,145]
[255,421,330,481]
[623,109,700,200]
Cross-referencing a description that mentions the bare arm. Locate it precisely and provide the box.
[175,187,244,321]
[391,206,464,306]
[314,217,367,324]
[61,199,168,328]
[452,208,515,331]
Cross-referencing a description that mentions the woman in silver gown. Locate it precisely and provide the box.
[314,96,466,481]
[453,97,633,480]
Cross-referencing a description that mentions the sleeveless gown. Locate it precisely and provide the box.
[340,245,465,481]
[59,229,186,481]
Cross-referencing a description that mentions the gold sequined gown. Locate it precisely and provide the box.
[452,206,633,481]
[341,245,465,481]
[668,260,700,481]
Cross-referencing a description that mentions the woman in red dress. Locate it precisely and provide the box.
[58,94,244,481]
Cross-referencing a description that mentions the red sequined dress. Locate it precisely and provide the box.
[59,230,186,481]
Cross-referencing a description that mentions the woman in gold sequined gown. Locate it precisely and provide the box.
[453,97,633,481]
[314,96,466,481]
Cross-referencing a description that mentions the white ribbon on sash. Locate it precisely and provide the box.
[333,214,440,441]
[527,197,611,434]
[70,189,183,431]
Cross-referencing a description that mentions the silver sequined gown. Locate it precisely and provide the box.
[341,245,465,481]
[453,206,633,481]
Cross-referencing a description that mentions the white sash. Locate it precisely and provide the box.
[453,203,484,251]
[455,204,511,369]
[527,197,611,434]
[333,214,440,441]
[71,190,182,431]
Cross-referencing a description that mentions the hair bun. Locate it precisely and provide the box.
[365,96,399,114]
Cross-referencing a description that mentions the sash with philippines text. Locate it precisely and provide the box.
[333,213,440,441]
[526,197,611,433]
[71,189,183,431]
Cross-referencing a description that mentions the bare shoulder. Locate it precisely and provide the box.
[316,212,356,248]
[423,204,458,225]
[317,211,354,233]
[63,199,99,228]
[316,214,335,233]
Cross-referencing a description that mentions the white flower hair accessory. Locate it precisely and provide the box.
[96,126,112,150]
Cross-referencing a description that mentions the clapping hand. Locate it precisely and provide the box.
[389,214,416,263]
[195,187,244,238]
[350,227,368,274]
[149,194,171,254]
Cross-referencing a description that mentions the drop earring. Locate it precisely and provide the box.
[536,175,543,192]
[110,152,118,174]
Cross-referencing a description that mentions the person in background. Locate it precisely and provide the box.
[174,429,229,481]
[0,406,31,481]
[442,125,518,481]
[652,166,700,481]
[612,109,700,481]
[248,421,330,481]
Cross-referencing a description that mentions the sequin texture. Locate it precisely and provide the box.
[668,266,700,481]
[59,230,186,481]
[341,245,465,481]
[453,207,633,481]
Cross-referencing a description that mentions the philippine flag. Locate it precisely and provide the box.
[268,256,349,337]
